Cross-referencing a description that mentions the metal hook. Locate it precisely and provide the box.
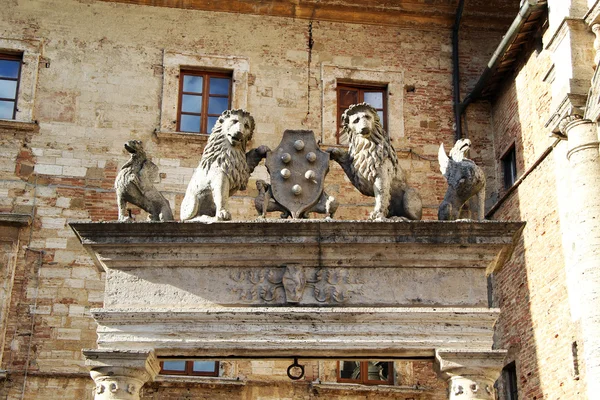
[287,357,305,380]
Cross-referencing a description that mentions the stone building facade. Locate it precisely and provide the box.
[0,0,598,399]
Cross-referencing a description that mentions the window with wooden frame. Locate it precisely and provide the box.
[337,361,394,385]
[501,144,517,190]
[337,83,387,144]
[0,53,23,120]
[177,70,232,134]
[159,360,219,377]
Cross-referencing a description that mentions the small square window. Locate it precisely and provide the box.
[0,53,23,120]
[336,84,387,144]
[501,145,517,190]
[337,361,393,385]
[159,360,219,377]
[177,70,232,134]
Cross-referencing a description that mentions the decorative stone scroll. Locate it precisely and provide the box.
[230,265,363,304]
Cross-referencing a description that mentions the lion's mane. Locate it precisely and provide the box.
[341,103,398,184]
[199,109,255,191]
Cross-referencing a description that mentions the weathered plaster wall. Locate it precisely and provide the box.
[0,0,507,398]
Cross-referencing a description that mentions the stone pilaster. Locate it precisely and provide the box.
[83,349,160,400]
[435,350,506,400]
[562,117,600,398]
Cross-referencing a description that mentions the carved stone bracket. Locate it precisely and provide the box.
[545,94,586,138]
[83,349,160,400]
[435,350,506,400]
[230,265,363,304]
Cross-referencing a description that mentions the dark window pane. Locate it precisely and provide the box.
[339,361,361,380]
[180,114,201,132]
[181,94,202,113]
[0,80,17,99]
[183,75,203,93]
[377,111,384,125]
[339,89,358,106]
[162,361,186,371]
[209,77,230,95]
[207,116,219,133]
[208,96,229,115]
[0,60,20,79]
[192,361,216,373]
[367,361,388,381]
[364,92,384,109]
[0,100,14,119]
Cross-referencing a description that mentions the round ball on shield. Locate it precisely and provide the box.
[281,153,292,163]
[281,168,291,179]
[305,170,316,180]
[306,152,316,162]
[294,140,305,151]
[292,184,302,196]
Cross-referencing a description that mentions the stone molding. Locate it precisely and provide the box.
[435,350,507,400]
[83,349,160,400]
[92,307,501,358]
[70,220,525,273]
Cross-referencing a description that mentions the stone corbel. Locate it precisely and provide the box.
[83,349,160,400]
[434,349,507,400]
[545,95,586,138]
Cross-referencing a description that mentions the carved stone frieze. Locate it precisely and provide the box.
[230,265,363,304]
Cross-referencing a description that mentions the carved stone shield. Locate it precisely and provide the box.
[265,130,329,218]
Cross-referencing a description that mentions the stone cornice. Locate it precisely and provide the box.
[97,0,515,30]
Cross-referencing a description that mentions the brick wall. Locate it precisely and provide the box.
[489,35,586,400]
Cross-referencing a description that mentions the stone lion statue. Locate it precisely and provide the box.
[181,109,269,221]
[438,138,486,220]
[114,140,174,222]
[328,103,422,220]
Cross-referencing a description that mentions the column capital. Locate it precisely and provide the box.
[83,349,160,400]
[435,350,507,400]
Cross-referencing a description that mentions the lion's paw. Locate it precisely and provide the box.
[216,210,232,221]
[369,211,386,221]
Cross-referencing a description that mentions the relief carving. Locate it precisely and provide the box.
[231,266,362,304]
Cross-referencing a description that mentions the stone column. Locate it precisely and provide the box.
[562,116,600,398]
[83,349,160,400]
[435,350,506,400]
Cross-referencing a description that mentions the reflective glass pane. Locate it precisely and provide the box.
[207,116,219,133]
[181,94,202,113]
[208,96,229,115]
[0,60,20,79]
[0,80,17,99]
[0,100,14,119]
[339,89,358,106]
[377,111,385,128]
[209,77,230,95]
[183,75,203,93]
[367,361,389,381]
[162,361,186,371]
[339,361,361,380]
[364,92,384,109]
[180,114,201,132]
[192,361,217,373]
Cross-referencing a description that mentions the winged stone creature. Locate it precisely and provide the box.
[438,138,486,221]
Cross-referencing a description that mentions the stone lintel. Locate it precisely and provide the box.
[69,220,525,272]
[0,213,32,227]
[91,308,500,358]
[435,349,507,380]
